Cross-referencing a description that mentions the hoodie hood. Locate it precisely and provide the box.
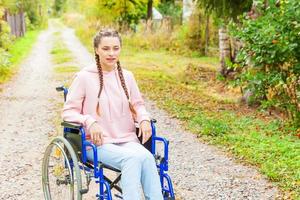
[83,64,98,73]
[83,64,119,74]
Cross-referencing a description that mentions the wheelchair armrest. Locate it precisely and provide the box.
[135,118,156,128]
[83,140,101,178]
[153,136,169,171]
[61,121,82,129]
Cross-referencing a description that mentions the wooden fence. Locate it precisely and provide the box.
[3,9,26,38]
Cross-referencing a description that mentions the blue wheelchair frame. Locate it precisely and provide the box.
[57,86,175,200]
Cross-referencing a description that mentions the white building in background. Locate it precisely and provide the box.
[152,7,163,21]
[183,0,196,23]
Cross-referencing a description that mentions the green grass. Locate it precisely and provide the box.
[51,32,74,65]
[52,54,73,64]
[54,65,80,73]
[50,31,79,86]
[51,48,70,55]
[64,18,300,199]
[8,30,41,64]
[0,30,41,83]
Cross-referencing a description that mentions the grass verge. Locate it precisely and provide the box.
[0,30,41,83]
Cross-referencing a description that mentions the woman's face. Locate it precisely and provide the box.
[95,36,121,69]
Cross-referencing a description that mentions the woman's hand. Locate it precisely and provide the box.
[138,120,152,144]
[89,122,103,146]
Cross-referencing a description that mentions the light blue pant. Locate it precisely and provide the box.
[86,141,164,200]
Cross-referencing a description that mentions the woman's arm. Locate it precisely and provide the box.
[62,72,97,130]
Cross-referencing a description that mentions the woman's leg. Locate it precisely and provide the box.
[120,142,164,200]
[86,143,143,200]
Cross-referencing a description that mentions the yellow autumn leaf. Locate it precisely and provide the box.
[53,165,64,177]
[54,147,62,158]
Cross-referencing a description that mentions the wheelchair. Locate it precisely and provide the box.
[42,86,175,200]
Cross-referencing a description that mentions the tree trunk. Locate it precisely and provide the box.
[146,0,153,32]
[218,26,232,76]
[204,15,209,56]
[147,0,153,21]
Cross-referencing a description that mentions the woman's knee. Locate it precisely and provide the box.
[122,151,154,168]
[137,150,156,165]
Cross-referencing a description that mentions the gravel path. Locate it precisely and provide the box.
[0,27,57,199]
[0,22,280,200]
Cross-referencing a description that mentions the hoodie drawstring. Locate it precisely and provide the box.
[114,69,127,116]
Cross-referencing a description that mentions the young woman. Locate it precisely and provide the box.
[62,29,163,200]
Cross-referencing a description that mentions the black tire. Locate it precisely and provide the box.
[42,137,82,200]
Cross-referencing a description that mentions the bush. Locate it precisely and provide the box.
[0,7,12,76]
[230,0,300,126]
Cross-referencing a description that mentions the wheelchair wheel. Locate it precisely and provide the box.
[42,136,82,200]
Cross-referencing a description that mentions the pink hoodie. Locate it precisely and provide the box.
[62,64,150,144]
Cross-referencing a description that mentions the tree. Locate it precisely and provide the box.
[52,0,66,16]
[77,0,148,29]
[197,0,252,76]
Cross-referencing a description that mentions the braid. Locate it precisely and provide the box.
[95,53,103,116]
[117,61,137,120]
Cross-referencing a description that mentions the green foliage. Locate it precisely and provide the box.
[52,0,66,16]
[0,5,11,80]
[0,10,12,49]
[0,48,10,79]
[157,1,182,24]
[76,0,149,27]
[23,0,47,27]
[197,0,252,22]
[121,3,219,56]
[230,0,300,126]
[123,20,218,56]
